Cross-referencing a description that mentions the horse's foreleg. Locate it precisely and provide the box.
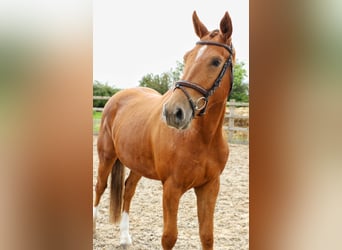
[119,171,141,246]
[194,178,220,250]
[161,180,183,250]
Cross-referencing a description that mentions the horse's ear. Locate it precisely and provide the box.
[192,11,209,38]
[220,11,233,43]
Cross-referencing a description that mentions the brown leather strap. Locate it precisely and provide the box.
[196,40,233,55]
[175,80,209,96]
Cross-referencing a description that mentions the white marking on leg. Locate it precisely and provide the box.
[195,45,207,62]
[120,212,132,245]
[93,206,98,233]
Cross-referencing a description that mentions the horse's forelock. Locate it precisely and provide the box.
[209,29,220,38]
[209,29,232,44]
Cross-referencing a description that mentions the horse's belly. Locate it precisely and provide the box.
[113,117,160,180]
[123,161,160,180]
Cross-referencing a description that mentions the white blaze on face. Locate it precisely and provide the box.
[195,45,207,62]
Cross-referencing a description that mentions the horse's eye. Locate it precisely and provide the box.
[211,58,221,67]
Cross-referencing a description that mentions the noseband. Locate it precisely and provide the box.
[174,40,234,116]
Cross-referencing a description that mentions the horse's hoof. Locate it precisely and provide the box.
[93,206,97,235]
[120,234,132,247]
[93,221,97,238]
[120,244,130,250]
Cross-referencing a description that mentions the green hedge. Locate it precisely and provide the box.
[93,81,121,108]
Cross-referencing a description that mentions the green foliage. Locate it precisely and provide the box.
[139,73,170,94]
[229,61,249,102]
[92,111,102,119]
[139,61,184,94]
[93,80,121,107]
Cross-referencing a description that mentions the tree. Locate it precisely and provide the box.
[229,60,249,102]
[93,80,121,107]
[138,73,170,94]
[139,61,184,95]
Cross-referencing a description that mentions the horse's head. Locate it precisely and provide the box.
[163,11,235,130]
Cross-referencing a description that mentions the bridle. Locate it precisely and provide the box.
[174,40,234,117]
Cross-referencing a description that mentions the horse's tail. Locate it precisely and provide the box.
[109,159,125,224]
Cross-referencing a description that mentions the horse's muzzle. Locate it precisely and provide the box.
[162,103,192,130]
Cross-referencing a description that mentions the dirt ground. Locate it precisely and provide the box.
[93,136,249,250]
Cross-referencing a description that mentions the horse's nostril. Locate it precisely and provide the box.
[175,108,184,121]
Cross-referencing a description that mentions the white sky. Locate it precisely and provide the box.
[93,0,248,89]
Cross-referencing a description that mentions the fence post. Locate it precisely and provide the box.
[228,99,235,142]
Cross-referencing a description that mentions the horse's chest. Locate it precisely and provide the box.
[158,149,226,186]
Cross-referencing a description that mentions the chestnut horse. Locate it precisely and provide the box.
[93,11,235,250]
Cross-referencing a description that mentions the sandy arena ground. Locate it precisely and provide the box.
[93,136,249,249]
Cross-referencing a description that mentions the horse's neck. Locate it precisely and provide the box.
[193,100,227,143]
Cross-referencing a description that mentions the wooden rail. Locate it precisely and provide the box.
[225,100,249,143]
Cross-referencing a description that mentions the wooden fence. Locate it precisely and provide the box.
[224,100,249,144]
[93,96,249,144]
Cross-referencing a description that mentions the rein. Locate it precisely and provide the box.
[174,40,234,116]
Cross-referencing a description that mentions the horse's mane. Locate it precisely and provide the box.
[209,29,220,38]
[209,29,232,44]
